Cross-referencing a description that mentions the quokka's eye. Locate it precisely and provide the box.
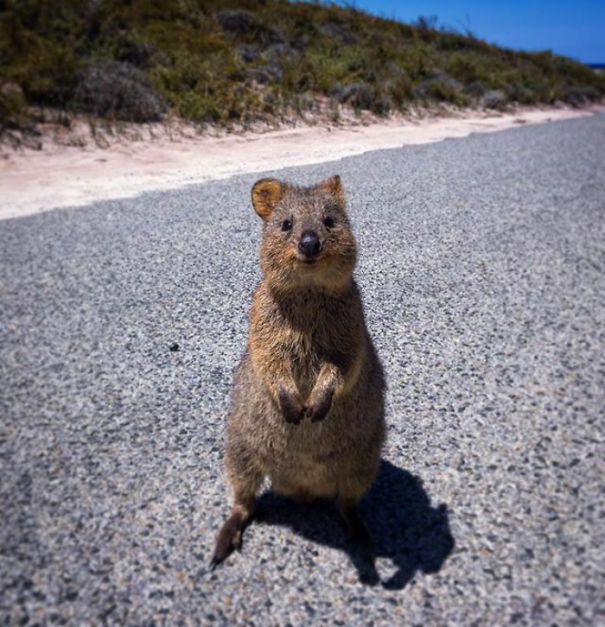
[281,219,293,232]
[323,216,335,228]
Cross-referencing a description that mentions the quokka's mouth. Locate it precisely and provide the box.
[297,256,321,266]
[292,251,319,263]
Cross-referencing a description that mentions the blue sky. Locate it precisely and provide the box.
[336,1,605,63]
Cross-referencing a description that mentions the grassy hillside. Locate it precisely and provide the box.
[1,0,603,134]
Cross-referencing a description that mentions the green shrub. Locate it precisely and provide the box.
[424,79,467,106]
[0,80,26,127]
[385,73,414,107]
[175,92,221,123]
[445,53,479,84]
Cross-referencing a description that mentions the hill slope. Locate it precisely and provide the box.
[1,0,603,133]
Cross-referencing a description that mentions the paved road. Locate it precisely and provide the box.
[1,114,604,625]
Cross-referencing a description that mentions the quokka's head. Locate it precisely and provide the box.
[251,175,357,292]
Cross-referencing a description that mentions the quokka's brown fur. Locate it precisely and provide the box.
[211,175,386,566]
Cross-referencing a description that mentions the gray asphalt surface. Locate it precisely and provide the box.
[2,113,604,625]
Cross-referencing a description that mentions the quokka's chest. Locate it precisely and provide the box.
[282,326,322,372]
[279,326,332,385]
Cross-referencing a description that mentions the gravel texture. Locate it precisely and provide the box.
[1,114,604,625]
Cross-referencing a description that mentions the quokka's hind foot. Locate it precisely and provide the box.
[210,511,245,568]
[210,485,258,568]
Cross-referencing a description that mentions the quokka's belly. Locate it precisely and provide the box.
[268,451,338,501]
[265,423,344,501]
[261,390,376,501]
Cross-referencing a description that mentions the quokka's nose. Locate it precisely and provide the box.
[298,231,321,259]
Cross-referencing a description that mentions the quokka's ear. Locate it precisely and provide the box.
[251,178,287,219]
[318,174,346,208]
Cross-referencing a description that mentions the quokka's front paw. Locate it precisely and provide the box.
[277,388,304,424]
[305,387,334,423]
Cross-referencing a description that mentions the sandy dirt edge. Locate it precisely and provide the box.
[1,104,603,220]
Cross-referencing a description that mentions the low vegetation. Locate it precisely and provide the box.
[1,0,603,136]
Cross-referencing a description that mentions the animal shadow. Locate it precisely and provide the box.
[254,459,455,589]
